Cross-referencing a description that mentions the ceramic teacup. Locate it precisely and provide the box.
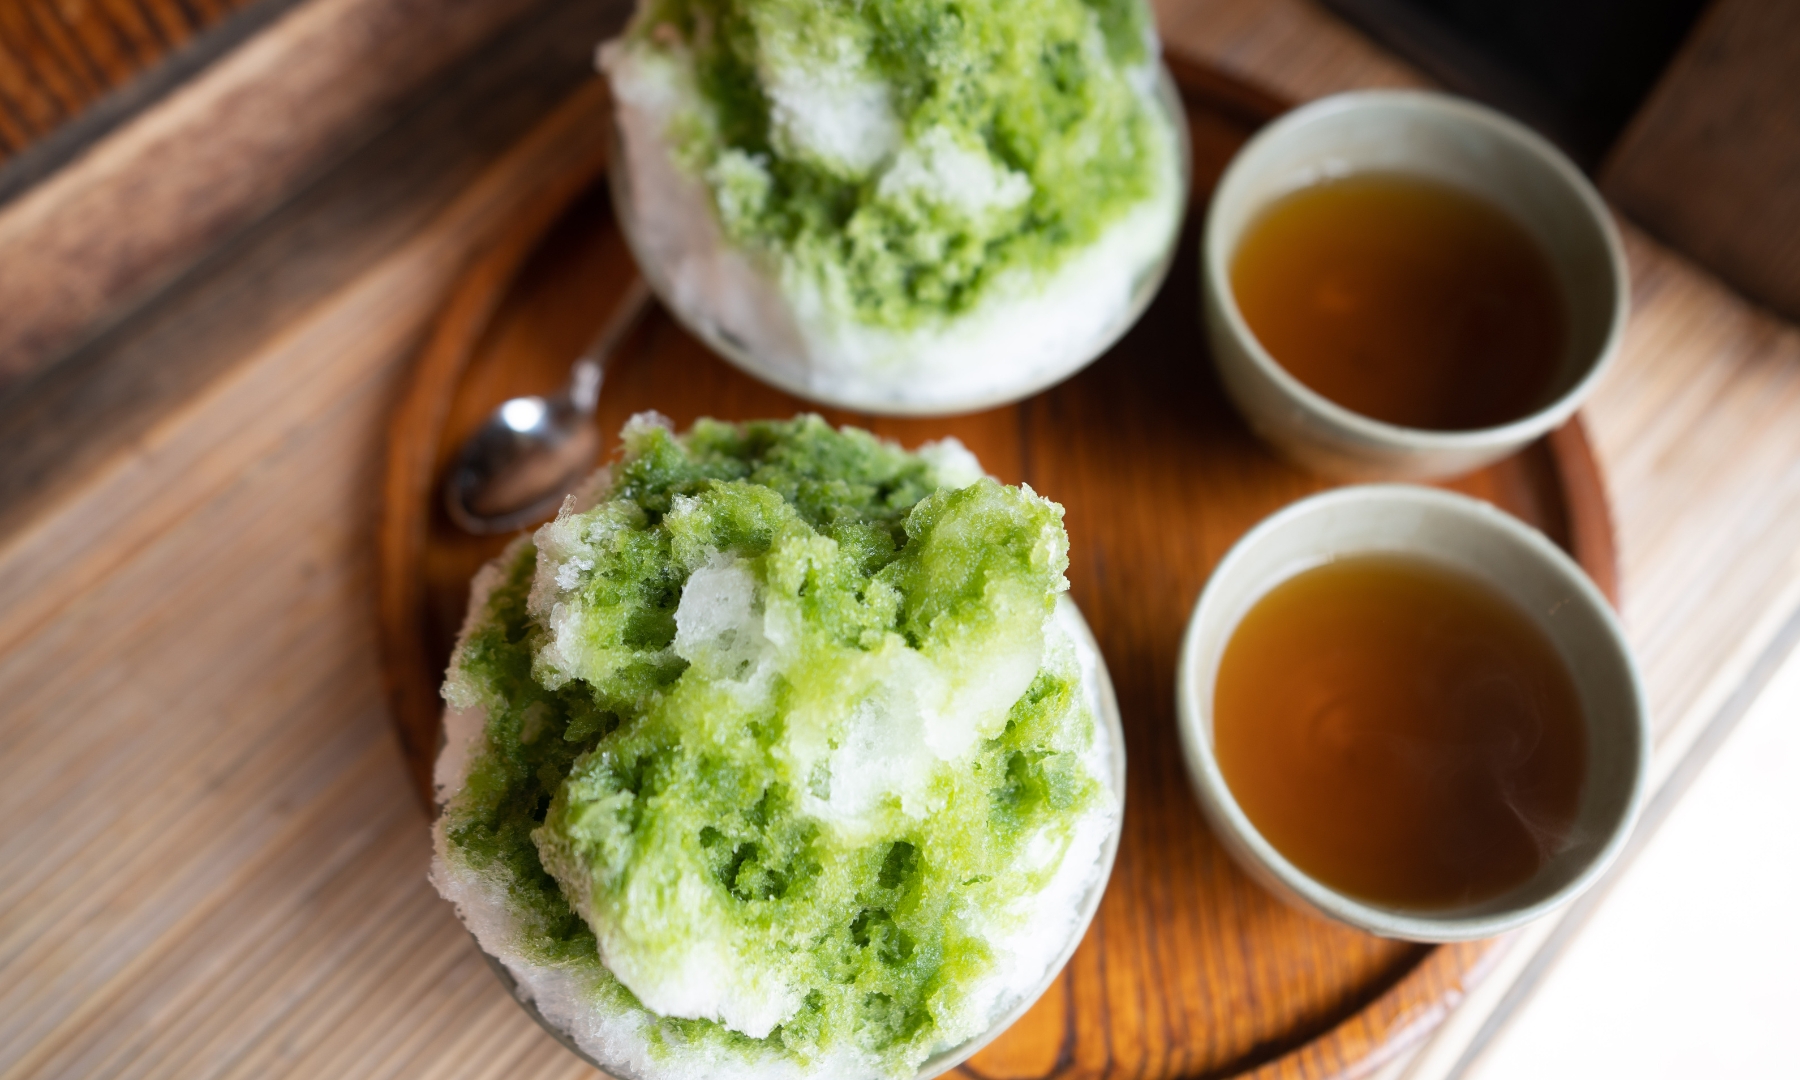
[1202,91,1629,481]
[1175,485,1648,941]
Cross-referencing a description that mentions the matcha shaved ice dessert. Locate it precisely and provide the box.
[432,414,1122,1079]
[600,0,1186,413]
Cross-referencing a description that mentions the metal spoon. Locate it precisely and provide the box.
[444,276,654,535]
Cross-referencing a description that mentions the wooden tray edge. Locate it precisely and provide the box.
[376,79,615,808]
[371,56,1624,1080]
[1547,420,1620,607]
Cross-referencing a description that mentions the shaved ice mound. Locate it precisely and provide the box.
[432,415,1123,1079]
[599,0,1187,414]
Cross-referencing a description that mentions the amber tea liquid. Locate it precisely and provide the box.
[1214,555,1587,910]
[1230,173,1567,431]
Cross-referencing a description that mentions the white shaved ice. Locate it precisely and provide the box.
[432,598,1119,1080]
[598,40,1184,413]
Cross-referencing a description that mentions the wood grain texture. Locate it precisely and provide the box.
[373,68,1616,1080]
[0,0,256,158]
[0,0,634,545]
[1600,0,1800,323]
[0,0,613,389]
[377,79,615,803]
[0,60,624,1080]
[4,4,1800,1080]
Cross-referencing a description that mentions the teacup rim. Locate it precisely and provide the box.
[1201,88,1631,453]
[1174,484,1650,941]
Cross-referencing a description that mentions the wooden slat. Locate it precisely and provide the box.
[2,2,1799,1079]
[0,59,618,1080]
[0,0,235,158]
[0,1,95,123]
[0,0,628,552]
[0,0,570,390]
[1600,0,1800,323]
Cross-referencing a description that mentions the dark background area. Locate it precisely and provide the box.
[1322,0,1713,168]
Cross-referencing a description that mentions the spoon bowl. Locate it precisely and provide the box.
[443,277,652,534]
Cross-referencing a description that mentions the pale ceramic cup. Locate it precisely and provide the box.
[1175,486,1648,941]
[1202,91,1629,481]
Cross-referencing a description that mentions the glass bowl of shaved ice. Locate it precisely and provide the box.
[598,0,1190,416]
[431,414,1125,1079]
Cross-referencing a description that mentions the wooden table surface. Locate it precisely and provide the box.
[4,1,1800,1078]
[0,0,254,160]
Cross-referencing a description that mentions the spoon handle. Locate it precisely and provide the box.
[571,275,655,415]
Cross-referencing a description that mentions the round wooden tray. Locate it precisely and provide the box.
[377,58,1618,1080]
